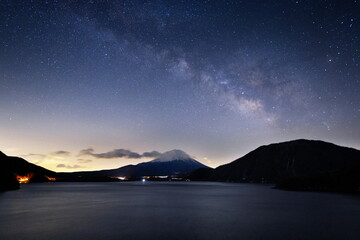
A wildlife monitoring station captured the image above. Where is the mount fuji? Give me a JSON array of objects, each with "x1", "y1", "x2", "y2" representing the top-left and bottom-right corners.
[{"x1": 57, "y1": 149, "x2": 209, "y2": 181}]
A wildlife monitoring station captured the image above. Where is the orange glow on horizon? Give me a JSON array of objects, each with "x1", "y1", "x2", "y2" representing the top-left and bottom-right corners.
[
  {"x1": 45, "y1": 175, "x2": 56, "y2": 181},
  {"x1": 110, "y1": 176, "x2": 127, "y2": 180},
  {"x1": 16, "y1": 173, "x2": 33, "y2": 183}
]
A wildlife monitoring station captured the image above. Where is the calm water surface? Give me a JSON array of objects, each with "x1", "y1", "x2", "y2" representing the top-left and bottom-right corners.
[{"x1": 0, "y1": 182, "x2": 359, "y2": 240}]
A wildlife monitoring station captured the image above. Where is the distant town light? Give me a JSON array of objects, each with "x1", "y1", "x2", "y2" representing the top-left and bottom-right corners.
[
  {"x1": 16, "y1": 173, "x2": 33, "y2": 183},
  {"x1": 45, "y1": 175, "x2": 56, "y2": 181},
  {"x1": 17, "y1": 176, "x2": 30, "y2": 183}
]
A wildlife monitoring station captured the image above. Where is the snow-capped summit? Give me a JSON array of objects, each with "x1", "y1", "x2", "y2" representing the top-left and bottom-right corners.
[
  {"x1": 151, "y1": 149, "x2": 194, "y2": 163},
  {"x1": 88, "y1": 149, "x2": 209, "y2": 178}
]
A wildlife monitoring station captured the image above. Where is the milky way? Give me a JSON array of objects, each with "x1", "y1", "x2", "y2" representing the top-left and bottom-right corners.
[{"x1": 1, "y1": 1, "x2": 359, "y2": 171}]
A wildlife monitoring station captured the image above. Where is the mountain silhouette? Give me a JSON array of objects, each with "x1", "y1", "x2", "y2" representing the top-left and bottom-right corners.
[
  {"x1": 0, "y1": 151, "x2": 56, "y2": 190},
  {"x1": 59, "y1": 149, "x2": 209, "y2": 181},
  {"x1": 4, "y1": 140, "x2": 359, "y2": 192},
  {"x1": 1, "y1": 149, "x2": 208, "y2": 185},
  {"x1": 189, "y1": 139, "x2": 360, "y2": 192},
  {"x1": 0, "y1": 167, "x2": 19, "y2": 191}
]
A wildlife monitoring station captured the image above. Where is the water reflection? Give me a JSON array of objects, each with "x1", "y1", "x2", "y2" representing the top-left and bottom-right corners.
[{"x1": 0, "y1": 182, "x2": 359, "y2": 240}]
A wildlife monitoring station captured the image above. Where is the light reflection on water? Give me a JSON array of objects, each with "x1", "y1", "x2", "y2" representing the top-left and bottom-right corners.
[{"x1": 0, "y1": 182, "x2": 359, "y2": 240}]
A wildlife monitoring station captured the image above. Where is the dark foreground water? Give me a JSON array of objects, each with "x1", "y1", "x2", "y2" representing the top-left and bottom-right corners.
[{"x1": 0, "y1": 182, "x2": 359, "y2": 240}]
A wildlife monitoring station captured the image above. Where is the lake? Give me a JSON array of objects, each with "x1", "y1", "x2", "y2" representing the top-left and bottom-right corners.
[{"x1": 0, "y1": 182, "x2": 359, "y2": 240}]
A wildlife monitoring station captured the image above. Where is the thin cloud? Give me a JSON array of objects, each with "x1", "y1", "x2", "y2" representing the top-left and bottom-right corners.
[
  {"x1": 142, "y1": 151, "x2": 161, "y2": 158},
  {"x1": 51, "y1": 150, "x2": 71, "y2": 158},
  {"x1": 79, "y1": 148, "x2": 162, "y2": 159},
  {"x1": 56, "y1": 164, "x2": 84, "y2": 169},
  {"x1": 77, "y1": 159, "x2": 93, "y2": 163}
]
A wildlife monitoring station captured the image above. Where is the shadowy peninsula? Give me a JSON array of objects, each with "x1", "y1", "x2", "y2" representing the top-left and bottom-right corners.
[{"x1": 189, "y1": 139, "x2": 360, "y2": 193}]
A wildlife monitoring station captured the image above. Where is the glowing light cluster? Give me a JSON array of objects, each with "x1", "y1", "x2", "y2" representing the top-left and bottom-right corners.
[
  {"x1": 45, "y1": 175, "x2": 56, "y2": 181},
  {"x1": 110, "y1": 176, "x2": 127, "y2": 181},
  {"x1": 16, "y1": 173, "x2": 33, "y2": 183}
]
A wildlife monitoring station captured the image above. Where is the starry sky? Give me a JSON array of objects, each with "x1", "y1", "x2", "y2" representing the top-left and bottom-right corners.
[{"x1": 1, "y1": 0, "x2": 360, "y2": 172}]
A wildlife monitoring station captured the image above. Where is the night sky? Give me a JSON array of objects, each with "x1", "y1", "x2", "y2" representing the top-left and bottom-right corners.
[{"x1": 1, "y1": 0, "x2": 360, "y2": 171}]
